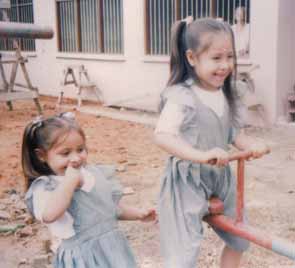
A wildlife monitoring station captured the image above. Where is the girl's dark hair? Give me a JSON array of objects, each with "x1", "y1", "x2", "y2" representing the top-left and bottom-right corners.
[
  {"x1": 167, "y1": 18, "x2": 238, "y2": 118},
  {"x1": 21, "y1": 113, "x2": 86, "y2": 190}
]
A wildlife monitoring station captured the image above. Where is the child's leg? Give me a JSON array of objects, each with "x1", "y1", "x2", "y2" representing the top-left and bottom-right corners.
[
  {"x1": 220, "y1": 246, "x2": 243, "y2": 268},
  {"x1": 216, "y1": 170, "x2": 249, "y2": 268},
  {"x1": 159, "y1": 171, "x2": 209, "y2": 268}
]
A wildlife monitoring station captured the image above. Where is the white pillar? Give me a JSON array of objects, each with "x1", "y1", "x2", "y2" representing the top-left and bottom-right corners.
[{"x1": 250, "y1": 0, "x2": 279, "y2": 123}]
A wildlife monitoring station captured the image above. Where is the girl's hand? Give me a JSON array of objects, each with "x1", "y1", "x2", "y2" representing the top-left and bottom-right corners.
[
  {"x1": 65, "y1": 165, "x2": 84, "y2": 188},
  {"x1": 137, "y1": 208, "x2": 157, "y2": 222},
  {"x1": 204, "y1": 148, "x2": 229, "y2": 167},
  {"x1": 248, "y1": 142, "x2": 270, "y2": 159}
]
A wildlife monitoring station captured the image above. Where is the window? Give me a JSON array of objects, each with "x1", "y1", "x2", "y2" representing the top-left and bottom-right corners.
[
  {"x1": 0, "y1": 0, "x2": 35, "y2": 51},
  {"x1": 56, "y1": 0, "x2": 124, "y2": 54},
  {"x1": 145, "y1": 0, "x2": 250, "y2": 55}
]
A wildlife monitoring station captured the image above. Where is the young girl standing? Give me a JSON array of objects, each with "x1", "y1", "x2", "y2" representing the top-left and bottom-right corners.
[
  {"x1": 22, "y1": 113, "x2": 156, "y2": 268},
  {"x1": 154, "y1": 18, "x2": 268, "y2": 268}
]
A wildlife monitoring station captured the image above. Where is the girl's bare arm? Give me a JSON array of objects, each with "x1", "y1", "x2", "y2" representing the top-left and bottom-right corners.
[
  {"x1": 154, "y1": 132, "x2": 208, "y2": 164},
  {"x1": 118, "y1": 201, "x2": 156, "y2": 222},
  {"x1": 42, "y1": 166, "x2": 82, "y2": 223},
  {"x1": 154, "y1": 132, "x2": 231, "y2": 167}
]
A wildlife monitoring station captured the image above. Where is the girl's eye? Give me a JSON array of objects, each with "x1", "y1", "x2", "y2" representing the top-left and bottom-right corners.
[
  {"x1": 60, "y1": 151, "x2": 70, "y2": 157},
  {"x1": 212, "y1": 56, "x2": 221, "y2": 61},
  {"x1": 77, "y1": 147, "x2": 86, "y2": 153}
]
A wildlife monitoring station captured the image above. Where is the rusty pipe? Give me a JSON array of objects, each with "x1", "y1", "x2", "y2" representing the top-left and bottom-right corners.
[{"x1": 0, "y1": 22, "x2": 53, "y2": 39}]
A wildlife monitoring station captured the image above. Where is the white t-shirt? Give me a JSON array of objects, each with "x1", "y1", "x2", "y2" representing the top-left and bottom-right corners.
[
  {"x1": 32, "y1": 168, "x2": 95, "y2": 251},
  {"x1": 155, "y1": 86, "x2": 225, "y2": 135}
]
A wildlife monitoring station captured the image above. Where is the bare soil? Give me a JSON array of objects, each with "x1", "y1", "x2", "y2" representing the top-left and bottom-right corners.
[{"x1": 1, "y1": 96, "x2": 295, "y2": 268}]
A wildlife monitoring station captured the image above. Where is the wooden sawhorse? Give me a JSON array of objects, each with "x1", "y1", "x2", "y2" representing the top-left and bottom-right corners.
[
  {"x1": 0, "y1": 48, "x2": 42, "y2": 114},
  {"x1": 57, "y1": 65, "x2": 103, "y2": 108}
]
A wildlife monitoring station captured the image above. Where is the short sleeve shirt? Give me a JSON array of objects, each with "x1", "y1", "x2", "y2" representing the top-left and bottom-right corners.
[{"x1": 155, "y1": 85, "x2": 225, "y2": 135}]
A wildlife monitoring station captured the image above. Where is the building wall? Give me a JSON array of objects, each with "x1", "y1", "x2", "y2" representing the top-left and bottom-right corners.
[
  {"x1": 276, "y1": 0, "x2": 295, "y2": 122},
  {"x1": 4, "y1": 0, "x2": 169, "y2": 112},
  {"x1": 2, "y1": 0, "x2": 295, "y2": 123},
  {"x1": 250, "y1": 0, "x2": 279, "y2": 124}
]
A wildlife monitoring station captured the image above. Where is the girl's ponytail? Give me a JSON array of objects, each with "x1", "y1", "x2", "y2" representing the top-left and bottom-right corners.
[
  {"x1": 21, "y1": 120, "x2": 50, "y2": 190},
  {"x1": 22, "y1": 122, "x2": 39, "y2": 190},
  {"x1": 167, "y1": 20, "x2": 193, "y2": 86}
]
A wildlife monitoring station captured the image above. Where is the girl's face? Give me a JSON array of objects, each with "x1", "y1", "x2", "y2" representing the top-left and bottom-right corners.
[
  {"x1": 188, "y1": 33, "x2": 234, "y2": 91},
  {"x1": 41, "y1": 130, "x2": 87, "y2": 176}
]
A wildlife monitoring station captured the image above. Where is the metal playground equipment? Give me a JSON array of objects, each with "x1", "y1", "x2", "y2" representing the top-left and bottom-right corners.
[
  {"x1": 0, "y1": 21, "x2": 53, "y2": 114},
  {"x1": 205, "y1": 151, "x2": 295, "y2": 261}
]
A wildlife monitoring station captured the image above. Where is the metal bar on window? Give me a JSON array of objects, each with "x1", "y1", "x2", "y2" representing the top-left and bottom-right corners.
[
  {"x1": 89, "y1": 0, "x2": 93, "y2": 52},
  {"x1": 112, "y1": 0, "x2": 116, "y2": 53},
  {"x1": 246, "y1": 0, "x2": 248, "y2": 22},
  {"x1": 106, "y1": 0, "x2": 110, "y2": 54},
  {"x1": 227, "y1": 0, "x2": 230, "y2": 22},
  {"x1": 114, "y1": 0, "x2": 118, "y2": 53},
  {"x1": 149, "y1": 0, "x2": 152, "y2": 54},
  {"x1": 109, "y1": 0, "x2": 112, "y2": 53},
  {"x1": 90, "y1": 0, "x2": 94, "y2": 52},
  {"x1": 62, "y1": 2, "x2": 66, "y2": 52},
  {"x1": 222, "y1": 0, "x2": 225, "y2": 20},
  {"x1": 102, "y1": 0, "x2": 106, "y2": 53},
  {"x1": 180, "y1": 0, "x2": 183, "y2": 18},
  {"x1": 218, "y1": 0, "x2": 220, "y2": 19},
  {"x1": 165, "y1": 0, "x2": 171, "y2": 54},
  {"x1": 120, "y1": 0, "x2": 123, "y2": 53},
  {"x1": 82, "y1": 0, "x2": 87, "y2": 52},
  {"x1": 110, "y1": 0, "x2": 113, "y2": 53},
  {"x1": 68, "y1": 1, "x2": 72, "y2": 52},
  {"x1": 153, "y1": 0, "x2": 156, "y2": 54},
  {"x1": 161, "y1": 0, "x2": 164, "y2": 54},
  {"x1": 63, "y1": 1, "x2": 68, "y2": 52},
  {"x1": 109, "y1": 0, "x2": 113, "y2": 53}
]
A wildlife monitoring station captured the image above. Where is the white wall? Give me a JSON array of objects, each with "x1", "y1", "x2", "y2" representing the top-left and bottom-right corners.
[
  {"x1": 250, "y1": 0, "x2": 279, "y2": 124},
  {"x1": 276, "y1": 0, "x2": 295, "y2": 121},
  {"x1": 43, "y1": 0, "x2": 170, "y2": 112},
  {"x1": 3, "y1": 0, "x2": 170, "y2": 112},
  {"x1": 3, "y1": 0, "x2": 295, "y2": 123}
]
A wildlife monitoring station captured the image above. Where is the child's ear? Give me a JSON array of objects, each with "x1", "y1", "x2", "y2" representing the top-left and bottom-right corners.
[
  {"x1": 186, "y1": 49, "x2": 196, "y2": 67},
  {"x1": 35, "y1": 148, "x2": 47, "y2": 162}
]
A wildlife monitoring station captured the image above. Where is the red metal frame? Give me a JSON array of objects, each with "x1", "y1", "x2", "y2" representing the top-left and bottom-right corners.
[{"x1": 204, "y1": 151, "x2": 295, "y2": 261}]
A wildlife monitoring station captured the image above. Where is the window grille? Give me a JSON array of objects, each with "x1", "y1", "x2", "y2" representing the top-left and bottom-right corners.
[
  {"x1": 145, "y1": 0, "x2": 250, "y2": 55},
  {"x1": 0, "y1": 0, "x2": 35, "y2": 51},
  {"x1": 56, "y1": 0, "x2": 124, "y2": 54}
]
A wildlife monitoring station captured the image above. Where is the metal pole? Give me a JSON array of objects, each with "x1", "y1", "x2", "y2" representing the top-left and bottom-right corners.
[
  {"x1": 0, "y1": 21, "x2": 53, "y2": 39},
  {"x1": 236, "y1": 158, "x2": 245, "y2": 222}
]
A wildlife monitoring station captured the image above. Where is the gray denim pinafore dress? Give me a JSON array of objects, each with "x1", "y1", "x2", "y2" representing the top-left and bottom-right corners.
[
  {"x1": 158, "y1": 80, "x2": 249, "y2": 268},
  {"x1": 25, "y1": 165, "x2": 137, "y2": 268}
]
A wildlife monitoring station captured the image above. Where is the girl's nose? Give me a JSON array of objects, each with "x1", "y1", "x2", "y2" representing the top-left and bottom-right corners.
[
  {"x1": 69, "y1": 153, "x2": 82, "y2": 167},
  {"x1": 220, "y1": 60, "x2": 231, "y2": 70}
]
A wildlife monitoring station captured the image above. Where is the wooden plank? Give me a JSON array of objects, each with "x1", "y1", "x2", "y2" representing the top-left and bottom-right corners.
[{"x1": 0, "y1": 91, "x2": 38, "y2": 101}]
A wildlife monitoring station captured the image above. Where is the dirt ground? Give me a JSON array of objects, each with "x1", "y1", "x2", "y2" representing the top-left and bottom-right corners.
[{"x1": 1, "y1": 96, "x2": 295, "y2": 268}]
